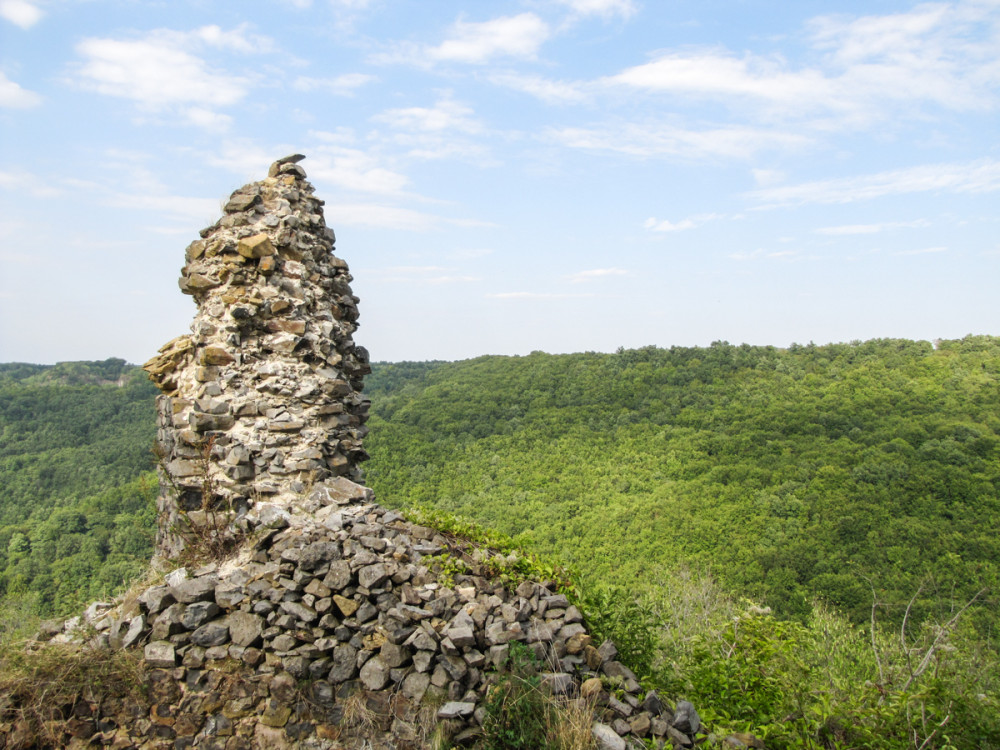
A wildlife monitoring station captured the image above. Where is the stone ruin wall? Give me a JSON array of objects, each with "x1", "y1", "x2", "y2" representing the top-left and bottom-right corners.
[{"x1": 144, "y1": 154, "x2": 371, "y2": 560}]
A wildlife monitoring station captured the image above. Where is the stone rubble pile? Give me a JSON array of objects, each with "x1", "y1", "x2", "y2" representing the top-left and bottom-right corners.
[
  {"x1": 143, "y1": 155, "x2": 370, "y2": 560},
  {"x1": 39, "y1": 497, "x2": 705, "y2": 749}
]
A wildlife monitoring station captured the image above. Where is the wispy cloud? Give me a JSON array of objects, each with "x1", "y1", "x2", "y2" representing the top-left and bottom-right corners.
[
  {"x1": 600, "y1": 1, "x2": 1000, "y2": 129},
  {"x1": 451, "y1": 248, "x2": 494, "y2": 260},
  {"x1": 293, "y1": 73, "x2": 375, "y2": 95},
  {"x1": 108, "y1": 193, "x2": 218, "y2": 223},
  {"x1": 567, "y1": 267, "x2": 628, "y2": 282},
  {"x1": 69, "y1": 25, "x2": 273, "y2": 129},
  {"x1": 0, "y1": 71, "x2": 41, "y2": 108},
  {"x1": 0, "y1": 169, "x2": 62, "y2": 197},
  {"x1": 644, "y1": 217, "x2": 695, "y2": 232},
  {"x1": 729, "y1": 248, "x2": 800, "y2": 261},
  {"x1": 644, "y1": 213, "x2": 725, "y2": 233},
  {"x1": 489, "y1": 72, "x2": 588, "y2": 104},
  {"x1": 325, "y1": 202, "x2": 490, "y2": 232},
  {"x1": 379, "y1": 13, "x2": 550, "y2": 66},
  {"x1": 553, "y1": 0, "x2": 637, "y2": 20},
  {"x1": 752, "y1": 169, "x2": 786, "y2": 187},
  {"x1": 307, "y1": 147, "x2": 410, "y2": 194},
  {"x1": 374, "y1": 96, "x2": 482, "y2": 133},
  {"x1": 893, "y1": 246, "x2": 947, "y2": 256},
  {"x1": 486, "y1": 291, "x2": 595, "y2": 299},
  {"x1": 369, "y1": 266, "x2": 481, "y2": 284},
  {"x1": 750, "y1": 159, "x2": 1000, "y2": 206},
  {"x1": 372, "y1": 95, "x2": 492, "y2": 162},
  {"x1": 0, "y1": 0, "x2": 42, "y2": 29},
  {"x1": 550, "y1": 122, "x2": 810, "y2": 160},
  {"x1": 325, "y1": 203, "x2": 439, "y2": 231},
  {"x1": 815, "y1": 219, "x2": 931, "y2": 235},
  {"x1": 430, "y1": 13, "x2": 549, "y2": 64}
]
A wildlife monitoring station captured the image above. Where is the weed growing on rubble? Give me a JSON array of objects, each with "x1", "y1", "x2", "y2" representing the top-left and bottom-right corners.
[
  {"x1": 152, "y1": 437, "x2": 245, "y2": 564},
  {"x1": 476, "y1": 642, "x2": 598, "y2": 750},
  {"x1": 0, "y1": 640, "x2": 147, "y2": 746},
  {"x1": 405, "y1": 505, "x2": 573, "y2": 591}
]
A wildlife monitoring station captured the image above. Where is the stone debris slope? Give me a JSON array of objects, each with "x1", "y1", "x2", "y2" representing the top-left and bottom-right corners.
[{"x1": 31, "y1": 495, "x2": 704, "y2": 750}]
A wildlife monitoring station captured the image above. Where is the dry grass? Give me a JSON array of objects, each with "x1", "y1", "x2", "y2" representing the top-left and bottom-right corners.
[
  {"x1": 547, "y1": 696, "x2": 599, "y2": 750},
  {"x1": 0, "y1": 641, "x2": 148, "y2": 746},
  {"x1": 340, "y1": 689, "x2": 378, "y2": 733}
]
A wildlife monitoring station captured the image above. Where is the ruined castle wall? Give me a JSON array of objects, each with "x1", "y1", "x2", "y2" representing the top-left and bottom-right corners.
[{"x1": 144, "y1": 155, "x2": 371, "y2": 560}]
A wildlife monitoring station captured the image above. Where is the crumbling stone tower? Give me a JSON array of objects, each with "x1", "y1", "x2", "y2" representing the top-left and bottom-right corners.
[{"x1": 144, "y1": 155, "x2": 371, "y2": 560}]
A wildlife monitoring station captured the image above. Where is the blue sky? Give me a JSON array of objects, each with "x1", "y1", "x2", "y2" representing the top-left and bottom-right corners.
[{"x1": 1, "y1": 0, "x2": 997, "y2": 364}]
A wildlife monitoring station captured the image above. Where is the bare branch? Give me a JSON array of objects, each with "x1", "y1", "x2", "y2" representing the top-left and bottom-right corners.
[
  {"x1": 866, "y1": 578, "x2": 885, "y2": 690},
  {"x1": 900, "y1": 583, "x2": 924, "y2": 675},
  {"x1": 901, "y1": 587, "x2": 987, "y2": 694},
  {"x1": 915, "y1": 708, "x2": 950, "y2": 750}
]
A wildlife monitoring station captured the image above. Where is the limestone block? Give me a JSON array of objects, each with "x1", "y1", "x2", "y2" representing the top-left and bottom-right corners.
[{"x1": 237, "y1": 233, "x2": 275, "y2": 259}]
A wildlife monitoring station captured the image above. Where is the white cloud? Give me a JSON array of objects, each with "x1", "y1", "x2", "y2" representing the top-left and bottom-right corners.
[
  {"x1": 567, "y1": 268, "x2": 628, "y2": 282},
  {"x1": 489, "y1": 72, "x2": 588, "y2": 103},
  {"x1": 644, "y1": 213, "x2": 724, "y2": 232},
  {"x1": 370, "y1": 266, "x2": 481, "y2": 284},
  {"x1": 371, "y1": 95, "x2": 492, "y2": 162},
  {"x1": 73, "y1": 34, "x2": 248, "y2": 108},
  {"x1": 294, "y1": 73, "x2": 375, "y2": 95},
  {"x1": 644, "y1": 217, "x2": 695, "y2": 232},
  {"x1": 108, "y1": 193, "x2": 219, "y2": 223},
  {"x1": 451, "y1": 248, "x2": 494, "y2": 259},
  {"x1": 374, "y1": 96, "x2": 481, "y2": 133},
  {"x1": 0, "y1": 169, "x2": 61, "y2": 197},
  {"x1": 752, "y1": 169, "x2": 786, "y2": 187},
  {"x1": 815, "y1": 219, "x2": 931, "y2": 235},
  {"x1": 0, "y1": 0, "x2": 42, "y2": 29},
  {"x1": 554, "y1": 0, "x2": 637, "y2": 19},
  {"x1": 325, "y1": 203, "x2": 441, "y2": 231},
  {"x1": 0, "y1": 71, "x2": 41, "y2": 108},
  {"x1": 428, "y1": 13, "x2": 550, "y2": 64},
  {"x1": 729, "y1": 248, "x2": 800, "y2": 261},
  {"x1": 750, "y1": 159, "x2": 1000, "y2": 206},
  {"x1": 184, "y1": 107, "x2": 233, "y2": 131},
  {"x1": 69, "y1": 26, "x2": 273, "y2": 129},
  {"x1": 486, "y1": 291, "x2": 594, "y2": 299},
  {"x1": 202, "y1": 139, "x2": 284, "y2": 179},
  {"x1": 550, "y1": 122, "x2": 809, "y2": 160},
  {"x1": 308, "y1": 147, "x2": 410, "y2": 194},
  {"x1": 323, "y1": 202, "x2": 494, "y2": 232},
  {"x1": 893, "y1": 246, "x2": 948, "y2": 256},
  {"x1": 605, "y1": 51, "x2": 835, "y2": 109},
  {"x1": 602, "y1": 2, "x2": 1000, "y2": 127},
  {"x1": 192, "y1": 24, "x2": 275, "y2": 53}
]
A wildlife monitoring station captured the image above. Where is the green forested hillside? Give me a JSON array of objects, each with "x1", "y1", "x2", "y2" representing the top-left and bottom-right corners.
[
  {"x1": 0, "y1": 359, "x2": 158, "y2": 615},
  {"x1": 1, "y1": 342, "x2": 998, "y2": 746},
  {"x1": 364, "y1": 338, "x2": 1000, "y2": 632}
]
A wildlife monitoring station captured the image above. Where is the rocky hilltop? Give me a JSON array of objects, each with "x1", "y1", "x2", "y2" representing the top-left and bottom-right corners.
[{"x1": 3, "y1": 158, "x2": 722, "y2": 750}]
